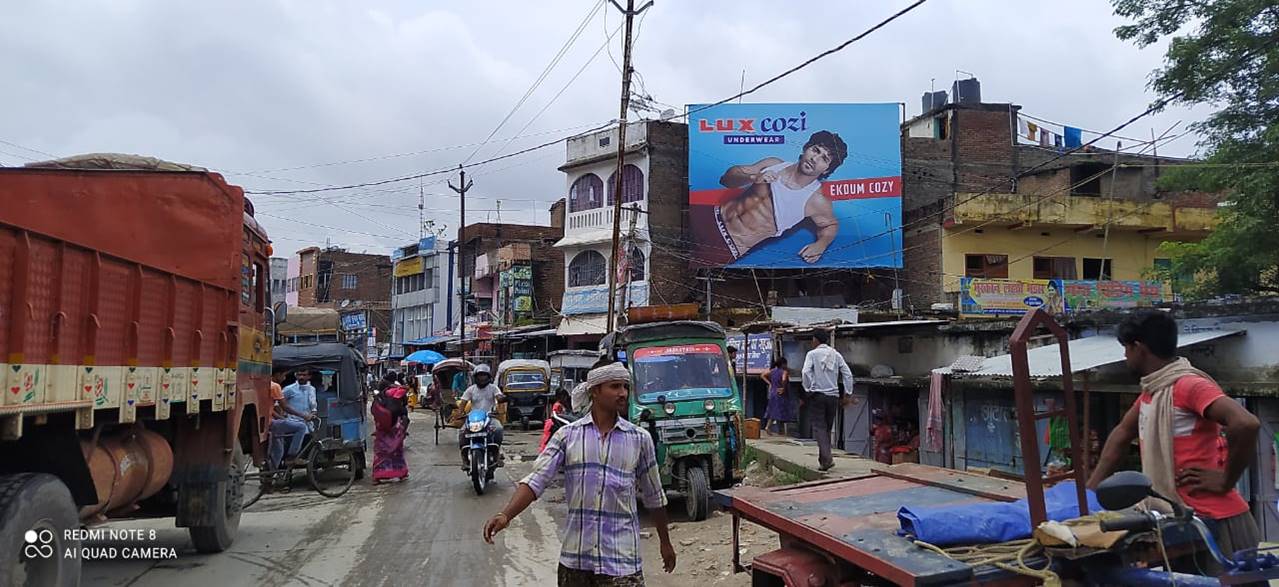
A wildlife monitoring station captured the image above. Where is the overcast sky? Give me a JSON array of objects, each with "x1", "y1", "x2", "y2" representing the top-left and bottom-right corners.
[{"x1": 0, "y1": 0, "x2": 1208, "y2": 257}]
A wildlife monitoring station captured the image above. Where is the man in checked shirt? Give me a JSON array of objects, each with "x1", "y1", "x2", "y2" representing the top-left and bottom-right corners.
[{"x1": 484, "y1": 362, "x2": 677, "y2": 586}]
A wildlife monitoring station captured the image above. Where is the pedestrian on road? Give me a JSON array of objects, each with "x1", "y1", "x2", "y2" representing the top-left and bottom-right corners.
[
  {"x1": 801, "y1": 331, "x2": 854, "y2": 472},
  {"x1": 371, "y1": 372, "x2": 410, "y2": 483},
  {"x1": 760, "y1": 357, "x2": 792, "y2": 436},
  {"x1": 1088, "y1": 311, "x2": 1261, "y2": 578},
  {"x1": 484, "y1": 362, "x2": 677, "y2": 586},
  {"x1": 726, "y1": 345, "x2": 738, "y2": 382}
]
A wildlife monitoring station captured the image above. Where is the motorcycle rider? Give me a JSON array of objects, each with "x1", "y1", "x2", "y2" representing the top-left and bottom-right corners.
[{"x1": 459, "y1": 364, "x2": 506, "y2": 468}]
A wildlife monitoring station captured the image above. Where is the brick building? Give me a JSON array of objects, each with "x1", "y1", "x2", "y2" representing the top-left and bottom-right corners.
[
  {"x1": 457, "y1": 213, "x2": 565, "y2": 333},
  {"x1": 295, "y1": 247, "x2": 393, "y2": 350},
  {"x1": 900, "y1": 89, "x2": 1217, "y2": 312},
  {"x1": 554, "y1": 120, "x2": 695, "y2": 345}
]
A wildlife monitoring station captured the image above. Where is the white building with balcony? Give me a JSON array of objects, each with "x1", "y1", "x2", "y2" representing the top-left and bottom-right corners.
[{"x1": 554, "y1": 121, "x2": 691, "y2": 342}]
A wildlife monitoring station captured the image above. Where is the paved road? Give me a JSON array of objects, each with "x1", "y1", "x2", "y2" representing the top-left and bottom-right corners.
[{"x1": 81, "y1": 411, "x2": 559, "y2": 586}]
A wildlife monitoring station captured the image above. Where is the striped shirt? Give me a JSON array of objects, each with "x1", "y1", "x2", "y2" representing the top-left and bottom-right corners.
[{"x1": 519, "y1": 414, "x2": 667, "y2": 577}]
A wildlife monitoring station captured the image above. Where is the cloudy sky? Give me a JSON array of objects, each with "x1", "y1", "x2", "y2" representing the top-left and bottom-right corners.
[{"x1": 0, "y1": 0, "x2": 1207, "y2": 257}]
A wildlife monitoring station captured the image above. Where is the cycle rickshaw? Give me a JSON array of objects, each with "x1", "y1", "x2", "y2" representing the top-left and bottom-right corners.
[{"x1": 244, "y1": 342, "x2": 370, "y2": 506}]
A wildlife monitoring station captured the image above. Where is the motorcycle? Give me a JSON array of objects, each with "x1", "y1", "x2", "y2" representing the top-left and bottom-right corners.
[
  {"x1": 1090, "y1": 470, "x2": 1279, "y2": 586},
  {"x1": 462, "y1": 409, "x2": 500, "y2": 495}
]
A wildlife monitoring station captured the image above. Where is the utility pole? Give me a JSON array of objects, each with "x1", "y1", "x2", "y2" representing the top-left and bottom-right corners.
[
  {"x1": 697, "y1": 272, "x2": 725, "y2": 321},
  {"x1": 618, "y1": 204, "x2": 640, "y2": 319},
  {"x1": 449, "y1": 165, "x2": 473, "y2": 360},
  {"x1": 605, "y1": 0, "x2": 653, "y2": 335}
]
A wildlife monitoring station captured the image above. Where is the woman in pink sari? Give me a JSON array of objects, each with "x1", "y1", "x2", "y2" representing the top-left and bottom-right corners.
[{"x1": 371, "y1": 372, "x2": 410, "y2": 483}]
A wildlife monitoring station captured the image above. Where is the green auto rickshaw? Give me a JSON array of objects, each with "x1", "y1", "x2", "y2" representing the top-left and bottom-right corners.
[{"x1": 603, "y1": 320, "x2": 744, "y2": 521}]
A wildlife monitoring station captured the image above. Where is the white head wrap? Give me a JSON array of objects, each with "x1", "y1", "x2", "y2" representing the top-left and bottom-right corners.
[
  {"x1": 570, "y1": 382, "x2": 591, "y2": 413},
  {"x1": 586, "y1": 362, "x2": 630, "y2": 389},
  {"x1": 572, "y1": 363, "x2": 630, "y2": 413}
]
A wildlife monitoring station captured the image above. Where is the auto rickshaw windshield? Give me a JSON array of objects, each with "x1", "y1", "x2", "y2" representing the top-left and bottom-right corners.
[
  {"x1": 503, "y1": 370, "x2": 547, "y2": 391},
  {"x1": 632, "y1": 343, "x2": 734, "y2": 404}
]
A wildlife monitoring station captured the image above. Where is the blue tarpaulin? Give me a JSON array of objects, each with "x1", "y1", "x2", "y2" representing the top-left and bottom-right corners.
[{"x1": 897, "y1": 481, "x2": 1101, "y2": 546}]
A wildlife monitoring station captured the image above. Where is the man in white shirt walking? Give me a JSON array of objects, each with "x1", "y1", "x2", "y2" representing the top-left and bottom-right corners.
[{"x1": 801, "y1": 331, "x2": 854, "y2": 471}]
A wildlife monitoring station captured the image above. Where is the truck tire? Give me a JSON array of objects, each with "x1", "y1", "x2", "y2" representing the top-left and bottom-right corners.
[
  {"x1": 187, "y1": 445, "x2": 245, "y2": 553},
  {"x1": 0, "y1": 473, "x2": 81, "y2": 587},
  {"x1": 685, "y1": 465, "x2": 711, "y2": 522}
]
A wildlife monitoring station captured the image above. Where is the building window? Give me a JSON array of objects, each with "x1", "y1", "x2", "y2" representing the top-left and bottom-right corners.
[
  {"x1": 627, "y1": 246, "x2": 646, "y2": 281},
  {"x1": 965, "y1": 254, "x2": 1008, "y2": 279},
  {"x1": 423, "y1": 269, "x2": 434, "y2": 291},
  {"x1": 1082, "y1": 258, "x2": 1113, "y2": 280},
  {"x1": 341, "y1": 274, "x2": 358, "y2": 289},
  {"x1": 1070, "y1": 163, "x2": 1109, "y2": 197},
  {"x1": 568, "y1": 250, "x2": 607, "y2": 287},
  {"x1": 569, "y1": 174, "x2": 604, "y2": 213},
  {"x1": 1033, "y1": 256, "x2": 1077, "y2": 280},
  {"x1": 607, "y1": 164, "x2": 645, "y2": 205}
]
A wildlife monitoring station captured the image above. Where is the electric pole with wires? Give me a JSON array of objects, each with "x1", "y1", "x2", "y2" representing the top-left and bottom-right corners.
[
  {"x1": 449, "y1": 165, "x2": 473, "y2": 359},
  {"x1": 605, "y1": 0, "x2": 652, "y2": 335}
]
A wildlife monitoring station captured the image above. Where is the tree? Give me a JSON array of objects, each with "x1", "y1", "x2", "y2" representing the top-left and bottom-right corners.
[{"x1": 1113, "y1": 0, "x2": 1279, "y2": 298}]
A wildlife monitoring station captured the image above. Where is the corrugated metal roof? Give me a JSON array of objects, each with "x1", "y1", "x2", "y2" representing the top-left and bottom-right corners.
[
  {"x1": 936, "y1": 329, "x2": 1244, "y2": 378},
  {"x1": 834, "y1": 319, "x2": 947, "y2": 330}
]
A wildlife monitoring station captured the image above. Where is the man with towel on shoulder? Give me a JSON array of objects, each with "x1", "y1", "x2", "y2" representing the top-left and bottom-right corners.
[{"x1": 1089, "y1": 310, "x2": 1261, "y2": 577}]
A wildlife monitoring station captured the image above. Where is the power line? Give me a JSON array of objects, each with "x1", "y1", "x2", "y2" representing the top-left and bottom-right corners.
[
  {"x1": 0, "y1": 138, "x2": 56, "y2": 159},
  {"x1": 246, "y1": 1, "x2": 931, "y2": 197},
  {"x1": 489, "y1": 22, "x2": 625, "y2": 163},
  {"x1": 245, "y1": 119, "x2": 617, "y2": 196},
  {"x1": 462, "y1": 0, "x2": 605, "y2": 165}
]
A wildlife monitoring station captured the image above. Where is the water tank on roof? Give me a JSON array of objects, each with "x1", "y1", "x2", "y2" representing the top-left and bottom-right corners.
[
  {"x1": 953, "y1": 78, "x2": 981, "y2": 104},
  {"x1": 921, "y1": 90, "x2": 948, "y2": 113}
]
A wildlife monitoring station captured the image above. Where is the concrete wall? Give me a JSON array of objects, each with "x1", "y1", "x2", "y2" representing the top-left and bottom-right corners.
[
  {"x1": 836, "y1": 327, "x2": 1015, "y2": 379},
  {"x1": 566, "y1": 121, "x2": 647, "y2": 165},
  {"x1": 940, "y1": 226, "x2": 1167, "y2": 293},
  {"x1": 285, "y1": 255, "x2": 299, "y2": 307}
]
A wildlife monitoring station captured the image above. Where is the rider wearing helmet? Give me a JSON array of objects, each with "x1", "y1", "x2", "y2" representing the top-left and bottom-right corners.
[{"x1": 459, "y1": 364, "x2": 506, "y2": 466}]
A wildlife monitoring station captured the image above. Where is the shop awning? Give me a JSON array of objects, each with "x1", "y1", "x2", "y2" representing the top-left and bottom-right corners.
[
  {"x1": 556, "y1": 314, "x2": 609, "y2": 336},
  {"x1": 935, "y1": 329, "x2": 1245, "y2": 378},
  {"x1": 406, "y1": 335, "x2": 456, "y2": 346}
]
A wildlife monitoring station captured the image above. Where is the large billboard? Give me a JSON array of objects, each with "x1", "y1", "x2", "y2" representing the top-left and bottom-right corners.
[{"x1": 687, "y1": 103, "x2": 902, "y2": 268}]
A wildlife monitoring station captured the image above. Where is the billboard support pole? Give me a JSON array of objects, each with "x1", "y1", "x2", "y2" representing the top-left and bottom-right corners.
[{"x1": 605, "y1": 0, "x2": 652, "y2": 336}]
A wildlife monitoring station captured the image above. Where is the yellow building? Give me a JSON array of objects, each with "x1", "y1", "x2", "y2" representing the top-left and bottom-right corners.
[
  {"x1": 899, "y1": 98, "x2": 1220, "y2": 310},
  {"x1": 940, "y1": 192, "x2": 1216, "y2": 294}
]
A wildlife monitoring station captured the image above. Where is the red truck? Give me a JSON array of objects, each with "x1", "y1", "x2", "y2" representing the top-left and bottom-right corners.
[{"x1": 0, "y1": 156, "x2": 274, "y2": 585}]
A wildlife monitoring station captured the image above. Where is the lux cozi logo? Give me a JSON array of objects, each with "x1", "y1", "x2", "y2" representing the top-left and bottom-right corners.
[{"x1": 697, "y1": 112, "x2": 807, "y2": 133}]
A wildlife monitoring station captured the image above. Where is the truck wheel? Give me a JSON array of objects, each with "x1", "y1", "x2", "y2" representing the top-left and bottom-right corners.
[
  {"x1": 685, "y1": 465, "x2": 711, "y2": 522},
  {"x1": 187, "y1": 445, "x2": 245, "y2": 553},
  {"x1": 0, "y1": 473, "x2": 81, "y2": 587}
]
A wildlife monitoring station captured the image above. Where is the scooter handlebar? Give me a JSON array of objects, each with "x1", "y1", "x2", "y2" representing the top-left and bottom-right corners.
[{"x1": 1100, "y1": 512, "x2": 1158, "y2": 533}]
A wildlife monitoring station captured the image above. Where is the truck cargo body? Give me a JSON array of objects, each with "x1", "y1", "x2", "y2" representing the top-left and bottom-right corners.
[{"x1": 0, "y1": 166, "x2": 272, "y2": 584}]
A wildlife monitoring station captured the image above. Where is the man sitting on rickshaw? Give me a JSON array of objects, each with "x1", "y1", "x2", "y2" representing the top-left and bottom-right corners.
[{"x1": 269, "y1": 370, "x2": 312, "y2": 470}]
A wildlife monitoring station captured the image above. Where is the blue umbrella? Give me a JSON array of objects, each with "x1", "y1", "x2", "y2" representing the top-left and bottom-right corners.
[{"x1": 404, "y1": 349, "x2": 446, "y2": 365}]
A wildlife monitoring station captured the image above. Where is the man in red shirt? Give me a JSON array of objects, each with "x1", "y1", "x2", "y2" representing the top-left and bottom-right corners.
[{"x1": 1088, "y1": 311, "x2": 1261, "y2": 572}]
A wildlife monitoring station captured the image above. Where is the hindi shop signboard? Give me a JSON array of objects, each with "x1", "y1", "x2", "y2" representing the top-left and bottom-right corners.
[
  {"x1": 726, "y1": 333, "x2": 774, "y2": 374},
  {"x1": 686, "y1": 103, "x2": 902, "y2": 269},
  {"x1": 1061, "y1": 280, "x2": 1163, "y2": 312},
  {"x1": 960, "y1": 278, "x2": 1162, "y2": 317}
]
